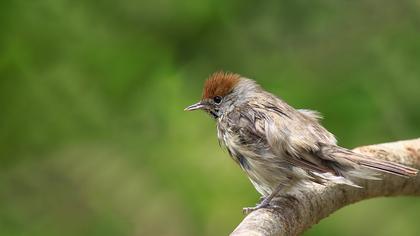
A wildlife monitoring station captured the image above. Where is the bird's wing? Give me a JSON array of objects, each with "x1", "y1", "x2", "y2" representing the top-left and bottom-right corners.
[
  {"x1": 247, "y1": 99, "x2": 418, "y2": 178},
  {"x1": 250, "y1": 100, "x2": 342, "y2": 175}
]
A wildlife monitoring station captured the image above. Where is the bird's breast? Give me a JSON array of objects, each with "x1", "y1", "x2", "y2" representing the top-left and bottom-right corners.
[{"x1": 216, "y1": 121, "x2": 296, "y2": 196}]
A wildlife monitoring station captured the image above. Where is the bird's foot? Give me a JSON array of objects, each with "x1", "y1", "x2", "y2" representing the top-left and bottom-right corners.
[{"x1": 242, "y1": 201, "x2": 280, "y2": 215}]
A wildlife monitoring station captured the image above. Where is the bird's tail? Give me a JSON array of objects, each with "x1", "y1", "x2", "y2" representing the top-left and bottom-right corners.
[
  {"x1": 355, "y1": 155, "x2": 418, "y2": 177},
  {"x1": 320, "y1": 145, "x2": 418, "y2": 178}
]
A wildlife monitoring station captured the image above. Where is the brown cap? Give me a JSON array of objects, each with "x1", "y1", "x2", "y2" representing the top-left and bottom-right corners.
[{"x1": 202, "y1": 71, "x2": 241, "y2": 99}]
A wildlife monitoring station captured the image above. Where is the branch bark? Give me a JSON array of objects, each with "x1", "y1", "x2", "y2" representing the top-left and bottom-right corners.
[{"x1": 230, "y1": 138, "x2": 420, "y2": 236}]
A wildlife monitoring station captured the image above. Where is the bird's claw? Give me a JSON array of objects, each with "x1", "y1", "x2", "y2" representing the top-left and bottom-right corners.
[{"x1": 242, "y1": 203, "x2": 281, "y2": 215}]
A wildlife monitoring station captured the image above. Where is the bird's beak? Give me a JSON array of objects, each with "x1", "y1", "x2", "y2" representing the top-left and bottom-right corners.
[{"x1": 184, "y1": 101, "x2": 206, "y2": 111}]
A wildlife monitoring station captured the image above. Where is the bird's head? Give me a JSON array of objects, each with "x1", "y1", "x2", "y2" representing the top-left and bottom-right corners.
[{"x1": 185, "y1": 71, "x2": 259, "y2": 119}]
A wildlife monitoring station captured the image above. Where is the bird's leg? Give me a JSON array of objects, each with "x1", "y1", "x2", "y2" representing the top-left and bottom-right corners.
[{"x1": 243, "y1": 183, "x2": 283, "y2": 215}]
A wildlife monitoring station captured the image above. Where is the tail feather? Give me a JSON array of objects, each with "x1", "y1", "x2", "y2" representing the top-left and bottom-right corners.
[
  {"x1": 320, "y1": 145, "x2": 418, "y2": 178},
  {"x1": 357, "y1": 158, "x2": 418, "y2": 177}
]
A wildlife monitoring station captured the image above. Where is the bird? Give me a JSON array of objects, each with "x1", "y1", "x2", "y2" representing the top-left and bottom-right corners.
[{"x1": 185, "y1": 71, "x2": 418, "y2": 213}]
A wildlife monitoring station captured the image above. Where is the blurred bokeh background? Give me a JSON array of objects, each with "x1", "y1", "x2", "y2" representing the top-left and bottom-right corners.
[{"x1": 1, "y1": 0, "x2": 420, "y2": 235}]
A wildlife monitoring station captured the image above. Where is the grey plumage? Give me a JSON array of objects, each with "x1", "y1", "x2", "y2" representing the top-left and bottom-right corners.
[{"x1": 186, "y1": 73, "x2": 418, "y2": 212}]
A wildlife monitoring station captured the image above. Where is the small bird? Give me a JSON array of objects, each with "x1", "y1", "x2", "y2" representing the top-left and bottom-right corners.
[{"x1": 185, "y1": 71, "x2": 418, "y2": 213}]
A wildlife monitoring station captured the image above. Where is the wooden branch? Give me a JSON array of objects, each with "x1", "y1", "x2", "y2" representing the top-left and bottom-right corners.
[{"x1": 230, "y1": 138, "x2": 420, "y2": 236}]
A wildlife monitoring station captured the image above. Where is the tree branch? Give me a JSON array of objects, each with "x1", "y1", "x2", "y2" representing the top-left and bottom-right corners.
[{"x1": 230, "y1": 138, "x2": 420, "y2": 236}]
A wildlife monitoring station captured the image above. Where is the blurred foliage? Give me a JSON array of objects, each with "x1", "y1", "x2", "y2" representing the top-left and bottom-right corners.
[{"x1": 1, "y1": 0, "x2": 420, "y2": 235}]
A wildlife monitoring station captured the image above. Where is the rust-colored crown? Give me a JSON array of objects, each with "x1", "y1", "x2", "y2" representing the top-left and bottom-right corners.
[{"x1": 202, "y1": 71, "x2": 241, "y2": 99}]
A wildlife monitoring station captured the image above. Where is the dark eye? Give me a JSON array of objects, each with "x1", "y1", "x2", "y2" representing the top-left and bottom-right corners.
[{"x1": 213, "y1": 96, "x2": 222, "y2": 104}]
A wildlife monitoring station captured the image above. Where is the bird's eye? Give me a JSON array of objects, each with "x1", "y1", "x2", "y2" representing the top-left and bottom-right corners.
[{"x1": 213, "y1": 96, "x2": 222, "y2": 104}]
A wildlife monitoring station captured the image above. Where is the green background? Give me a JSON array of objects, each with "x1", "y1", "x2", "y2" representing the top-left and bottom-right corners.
[{"x1": 1, "y1": 0, "x2": 420, "y2": 235}]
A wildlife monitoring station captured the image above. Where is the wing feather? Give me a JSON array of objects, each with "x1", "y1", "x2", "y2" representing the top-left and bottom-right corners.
[{"x1": 251, "y1": 98, "x2": 341, "y2": 175}]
